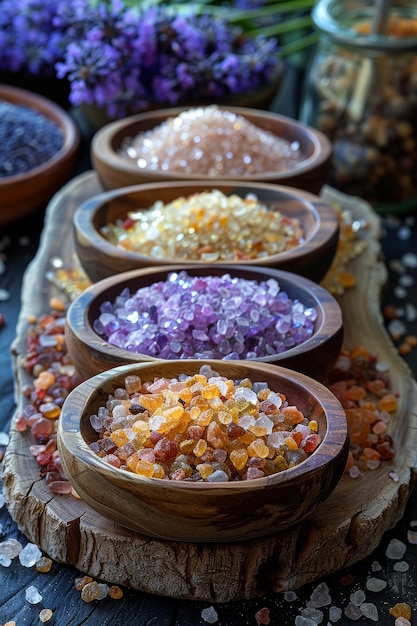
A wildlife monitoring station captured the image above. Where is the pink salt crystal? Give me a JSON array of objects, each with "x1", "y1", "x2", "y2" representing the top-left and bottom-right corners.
[
  {"x1": 255, "y1": 607, "x2": 270, "y2": 624},
  {"x1": 47, "y1": 481, "x2": 73, "y2": 495}
]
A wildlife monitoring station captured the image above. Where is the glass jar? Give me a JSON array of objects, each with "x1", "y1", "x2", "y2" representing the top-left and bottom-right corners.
[{"x1": 299, "y1": 0, "x2": 417, "y2": 213}]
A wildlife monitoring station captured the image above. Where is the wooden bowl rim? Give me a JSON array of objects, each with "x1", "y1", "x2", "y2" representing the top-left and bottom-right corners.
[
  {"x1": 91, "y1": 105, "x2": 332, "y2": 182},
  {"x1": 73, "y1": 180, "x2": 339, "y2": 267},
  {"x1": 0, "y1": 83, "x2": 80, "y2": 187},
  {"x1": 66, "y1": 264, "x2": 343, "y2": 366},
  {"x1": 58, "y1": 359, "x2": 348, "y2": 494}
]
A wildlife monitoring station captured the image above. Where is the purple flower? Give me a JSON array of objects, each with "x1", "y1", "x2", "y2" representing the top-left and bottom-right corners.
[{"x1": 0, "y1": 0, "x2": 281, "y2": 119}]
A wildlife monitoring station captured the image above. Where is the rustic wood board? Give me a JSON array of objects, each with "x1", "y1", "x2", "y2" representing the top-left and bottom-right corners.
[{"x1": 3, "y1": 172, "x2": 417, "y2": 603}]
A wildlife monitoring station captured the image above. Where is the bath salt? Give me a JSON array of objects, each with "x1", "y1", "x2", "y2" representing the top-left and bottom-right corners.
[
  {"x1": 89, "y1": 365, "x2": 322, "y2": 482},
  {"x1": 121, "y1": 106, "x2": 304, "y2": 176},
  {"x1": 93, "y1": 270, "x2": 317, "y2": 360}
]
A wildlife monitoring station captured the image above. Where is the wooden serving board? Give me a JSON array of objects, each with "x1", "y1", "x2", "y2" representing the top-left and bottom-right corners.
[{"x1": 3, "y1": 172, "x2": 417, "y2": 603}]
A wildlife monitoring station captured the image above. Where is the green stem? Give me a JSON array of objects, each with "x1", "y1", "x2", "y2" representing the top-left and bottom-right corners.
[
  {"x1": 278, "y1": 30, "x2": 319, "y2": 57},
  {"x1": 245, "y1": 14, "x2": 313, "y2": 38}
]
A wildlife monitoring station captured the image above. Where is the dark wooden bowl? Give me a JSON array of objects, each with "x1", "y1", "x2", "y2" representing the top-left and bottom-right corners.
[
  {"x1": 0, "y1": 84, "x2": 80, "y2": 226},
  {"x1": 57, "y1": 359, "x2": 349, "y2": 542},
  {"x1": 65, "y1": 265, "x2": 344, "y2": 382},
  {"x1": 91, "y1": 106, "x2": 332, "y2": 195},
  {"x1": 73, "y1": 181, "x2": 339, "y2": 284}
]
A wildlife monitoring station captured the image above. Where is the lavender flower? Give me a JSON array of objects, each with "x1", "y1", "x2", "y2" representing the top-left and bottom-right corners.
[{"x1": 0, "y1": 0, "x2": 281, "y2": 119}]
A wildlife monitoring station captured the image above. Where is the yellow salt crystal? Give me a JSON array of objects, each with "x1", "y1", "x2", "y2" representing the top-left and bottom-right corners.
[
  {"x1": 284, "y1": 436, "x2": 299, "y2": 451},
  {"x1": 132, "y1": 419, "x2": 150, "y2": 434},
  {"x1": 34, "y1": 370, "x2": 55, "y2": 389},
  {"x1": 39, "y1": 609, "x2": 53, "y2": 623},
  {"x1": 239, "y1": 431, "x2": 256, "y2": 445},
  {"x1": 179, "y1": 439, "x2": 196, "y2": 454},
  {"x1": 230, "y1": 448, "x2": 249, "y2": 470},
  {"x1": 124, "y1": 374, "x2": 141, "y2": 394},
  {"x1": 189, "y1": 406, "x2": 202, "y2": 421},
  {"x1": 274, "y1": 454, "x2": 288, "y2": 471},
  {"x1": 239, "y1": 378, "x2": 252, "y2": 388},
  {"x1": 126, "y1": 452, "x2": 140, "y2": 472},
  {"x1": 247, "y1": 438, "x2": 270, "y2": 458},
  {"x1": 308, "y1": 420, "x2": 318, "y2": 433},
  {"x1": 389, "y1": 602, "x2": 411, "y2": 620},
  {"x1": 196, "y1": 408, "x2": 214, "y2": 427},
  {"x1": 249, "y1": 423, "x2": 267, "y2": 437},
  {"x1": 75, "y1": 576, "x2": 94, "y2": 591},
  {"x1": 135, "y1": 459, "x2": 155, "y2": 477},
  {"x1": 217, "y1": 410, "x2": 233, "y2": 425},
  {"x1": 193, "y1": 438, "x2": 208, "y2": 457},
  {"x1": 257, "y1": 388, "x2": 270, "y2": 401},
  {"x1": 108, "y1": 586, "x2": 124, "y2": 600},
  {"x1": 152, "y1": 463, "x2": 166, "y2": 479},
  {"x1": 49, "y1": 296, "x2": 66, "y2": 312},
  {"x1": 201, "y1": 384, "x2": 221, "y2": 400},
  {"x1": 196, "y1": 463, "x2": 214, "y2": 480},
  {"x1": 379, "y1": 393, "x2": 398, "y2": 412},
  {"x1": 36, "y1": 556, "x2": 53, "y2": 573},
  {"x1": 39, "y1": 402, "x2": 61, "y2": 419},
  {"x1": 235, "y1": 397, "x2": 249, "y2": 412},
  {"x1": 179, "y1": 387, "x2": 193, "y2": 405},
  {"x1": 138, "y1": 393, "x2": 164, "y2": 412},
  {"x1": 110, "y1": 429, "x2": 130, "y2": 447}
]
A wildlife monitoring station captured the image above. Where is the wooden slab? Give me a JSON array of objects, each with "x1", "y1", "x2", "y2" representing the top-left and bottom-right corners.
[{"x1": 3, "y1": 172, "x2": 417, "y2": 602}]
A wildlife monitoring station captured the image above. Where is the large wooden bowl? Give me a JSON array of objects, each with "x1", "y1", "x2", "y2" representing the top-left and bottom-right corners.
[
  {"x1": 73, "y1": 180, "x2": 339, "y2": 284},
  {"x1": 91, "y1": 105, "x2": 332, "y2": 195},
  {"x1": 0, "y1": 84, "x2": 80, "y2": 226},
  {"x1": 65, "y1": 265, "x2": 344, "y2": 382},
  {"x1": 57, "y1": 359, "x2": 349, "y2": 542}
]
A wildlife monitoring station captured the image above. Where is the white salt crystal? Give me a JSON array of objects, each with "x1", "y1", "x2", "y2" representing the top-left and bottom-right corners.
[
  {"x1": 394, "y1": 286, "x2": 407, "y2": 299},
  {"x1": 19, "y1": 542, "x2": 42, "y2": 567},
  {"x1": 96, "y1": 583, "x2": 109, "y2": 600},
  {"x1": 329, "y1": 606, "x2": 342, "y2": 622},
  {"x1": 360, "y1": 602, "x2": 379, "y2": 621},
  {"x1": 350, "y1": 589, "x2": 366, "y2": 606},
  {"x1": 295, "y1": 617, "x2": 318, "y2": 626},
  {"x1": 284, "y1": 591, "x2": 298, "y2": 602},
  {"x1": 399, "y1": 274, "x2": 414, "y2": 287},
  {"x1": 310, "y1": 582, "x2": 331, "y2": 608},
  {"x1": 371, "y1": 561, "x2": 382, "y2": 572},
  {"x1": 201, "y1": 606, "x2": 218, "y2": 624},
  {"x1": 0, "y1": 537, "x2": 23, "y2": 558},
  {"x1": 410, "y1": 520, "x2": 417, "y2": 527},
  {"x1": 0, "y1": 554, "x2": 12, "y2": 567},
  {"x1": 386, "y1": 538, "x2": 407, "y2": 560},
  {"x1": 398, "y1": 226, "x2": 411, "y2": 239},
  {"x1": 393, "y1": 560, "x2": 409, "y2": 571},
  {"x1": 395, "y1": 617, "x2": 411, "y2": 626},
  {"x1": 366, "y1": 577, "x2": 387, "y2": 592},
  {"x1": 0, "y1": 432, "x2": 9, "y2": 446},
  {"x1": 401, "y1": 252, "x2": 417, "y2": 268},
  {"x1": 25, "y1": 586, "x2": 42, "y2": 604},
  {"x1": 405, "y1": 303, "x2": 417, "y2": 322},
  {"x1": 388, "y1": 319, "x2": 407, "y2": 338},
  {"x1": 0, "y1": 493, "x2": 4, "y2": 509},
  {"x1": 348, "y1": 465, "x2": 361, "y2": 478},
  {"x1": 301, "y1": 606, "x2": 324, "y2": 622},
  {"x1": 389, "y1": 471, "x2": 400, "y2": 482},
  {"x1": 0, "y1": 288, "x2": 10, "y2": 301},
  {"x1": 344, "y1": 602, "x2": 362, "y2": 620}
]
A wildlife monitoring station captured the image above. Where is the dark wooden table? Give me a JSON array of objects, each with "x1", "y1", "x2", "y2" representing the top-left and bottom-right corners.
[{"x1": 1, "y1": 69, "x2": 417, "y2": 625}]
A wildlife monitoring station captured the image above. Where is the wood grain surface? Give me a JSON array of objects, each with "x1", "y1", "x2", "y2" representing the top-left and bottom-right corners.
[{"x1": 2, "y1": 172, "x2": 417, "y2": 603}]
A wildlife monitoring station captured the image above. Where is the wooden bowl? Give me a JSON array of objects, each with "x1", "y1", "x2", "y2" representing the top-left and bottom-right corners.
[
  {"x1": 91, "y1": 105, "x2": 332, "y2": 195},
  {"x1": 0, "y1": 84, "x2": 80, "y2": 227},
  {"x1": 73, "y1": 180, "x2": 339, "y2": 284},
  {"x1": 65, "y1": 265, "x2": 344, "y2": 382},
  {"x1": 57, "y1": 359, "x2": 349, "y2": 542}
]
